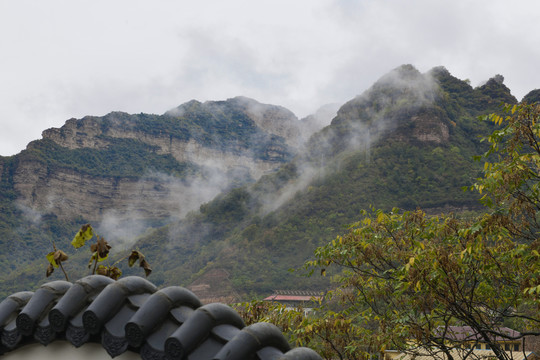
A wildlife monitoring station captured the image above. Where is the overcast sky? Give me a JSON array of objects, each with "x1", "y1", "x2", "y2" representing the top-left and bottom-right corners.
[{"x1": 1, "y1": 0, "x2": 539, "y2": 156}]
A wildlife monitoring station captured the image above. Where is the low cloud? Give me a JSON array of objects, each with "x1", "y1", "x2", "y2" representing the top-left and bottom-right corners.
[
  {"x1": 255, "y1": 65, "x2": 438, "y2": 215},
  {"x1": 95, "y1": 161, "x2": 252, "y2": 249},
  {"x1": 15, "y1": 202, "x2": 42, "y2": 226}
]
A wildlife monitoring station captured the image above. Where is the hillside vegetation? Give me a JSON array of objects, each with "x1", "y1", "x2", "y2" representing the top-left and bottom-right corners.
[
  {"x1": 1, "y1": 64, "x2": 537, "y2": 299},
  {"x1": 131, "y1": 65, "x2": 523, "y2": 296}
]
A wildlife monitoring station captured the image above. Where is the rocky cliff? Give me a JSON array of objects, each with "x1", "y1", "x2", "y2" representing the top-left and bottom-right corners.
[
  {"x1": 11, "y1": 97, "x2": 304, "y2": 221},
  {"x1": 0, "y1": 64, "x2": 531, "y2": 298}
]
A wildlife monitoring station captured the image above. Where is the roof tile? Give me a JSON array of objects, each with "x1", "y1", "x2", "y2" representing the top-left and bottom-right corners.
[{"x1": 0, "y1": 275, "x2": 322, "y2": 360}]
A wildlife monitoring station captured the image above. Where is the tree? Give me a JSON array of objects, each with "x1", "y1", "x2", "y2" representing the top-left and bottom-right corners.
[
  {"x1": 300, "y1": 104, "x2": 540, "y2": 360},
  {"x1": 474, "y1": 103, "x2": 540, "y2": 242}
]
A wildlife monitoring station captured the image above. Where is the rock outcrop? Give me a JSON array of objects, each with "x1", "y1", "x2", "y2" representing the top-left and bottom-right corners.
[{"x1": 13, "y1": 98, "x2": 302, "y2": 221}]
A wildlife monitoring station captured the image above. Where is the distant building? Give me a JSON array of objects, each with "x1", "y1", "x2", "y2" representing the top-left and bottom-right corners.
[
  {"x1": 385, "y1": 348, "x2": 538, "y2": 360},
  {"x1": 442, "y1": 326, "x2": 522, "y2": 352},
  {"x1": 384, "y1": 326, "x2": 539, "y2": 360},
  {"x1": 263, "y1": 290, "x2": 325, "y2": 314}
]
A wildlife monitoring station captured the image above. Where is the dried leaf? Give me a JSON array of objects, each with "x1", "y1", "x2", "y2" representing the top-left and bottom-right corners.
[
  {"x1": 46, "y1": 263, "x2": 54, "y2": 277},
  {"x1": 95, "y1": 236, "x2": 111, "y2": 259},
  {"x1": 96, "y1": 265, "x2": 108, "y2": 276},
  {"x1": 109, "y1": 266, "x2": 122, "y2": 280},
  {"x1": 53, "y1": 250, "x2": 68, "y2": 262},
  {"x1": 140, "y1": 259, "x2": 152, "y2": 277},
  {"x1": 72, "y1": 224, "x2": 94, "y2": 248},
  {"x1": 128, "y1": 250, "x2": 141, "y2": 267}
]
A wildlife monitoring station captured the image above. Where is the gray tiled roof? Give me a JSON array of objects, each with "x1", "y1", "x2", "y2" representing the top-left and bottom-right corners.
[{"x1": 0, "y1": 276, "x2": 322, "y2": 360}]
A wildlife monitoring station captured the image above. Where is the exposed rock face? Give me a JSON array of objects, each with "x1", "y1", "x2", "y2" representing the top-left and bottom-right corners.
[
  {"x1": 15, "y1": 98, "x2": 301, "y2": 221},
  {"x1": 43, "y1": 118, "x2": 283, "y2": 179},
  {"x1": 42, "y1": 117, "x2": 109, "y2": 150},
  {"x1": 410, "y1": 112, "x2": 450, "y2": 144},
  {"x1": 12, "y1": 164, "x2": 202, "y2": 220}
]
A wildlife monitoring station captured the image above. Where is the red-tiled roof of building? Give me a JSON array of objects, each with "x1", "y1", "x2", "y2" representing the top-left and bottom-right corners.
[
  {"x1": 264, "y1": 295, "x2": 322, "y2": 302},
  {"x1": 263, "y1": 290, "x2": 325, "y2": 303}
]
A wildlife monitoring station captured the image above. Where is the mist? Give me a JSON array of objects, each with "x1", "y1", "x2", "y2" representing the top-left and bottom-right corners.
[
  {"x1": 11, "y1": 65, "x2": 441, "y2": 266},
  {"x1": 251, "y1": 65, "x2": 438, "y2": 217},
  {"x1": 153, "y1": 65, "x2": 440, "y2": 251},
  {"x1": 94, "y1": 161, "x2": 253, "y2": 249}
]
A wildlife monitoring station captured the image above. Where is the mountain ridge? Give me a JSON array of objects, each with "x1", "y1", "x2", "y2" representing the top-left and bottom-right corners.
[
  {"x1": 0, "y1": 64, "x2": 537, "y2": 299},
  {"x1": 127, "y1": 64, "x2": 525, "y2": 297}
]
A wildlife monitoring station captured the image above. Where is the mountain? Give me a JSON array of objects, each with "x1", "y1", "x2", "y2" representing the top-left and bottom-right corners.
[
  {"x1": 0, "y1": 97, "x2": 305, "y2": 295},
  {"x1": 14, "y1": 96, "x2": 301, "y2": 221},
  {"x1": 0, "y1": 64, "x2": 535, "y2": 299},
  {"x1": 131, "y1": 65, "x2": 528, "y2": 297}
]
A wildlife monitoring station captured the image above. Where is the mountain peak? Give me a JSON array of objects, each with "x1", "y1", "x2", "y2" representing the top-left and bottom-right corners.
[
  {"x1": 475, "y1": 74, "x2": 517, "y2": 105},
  {"x1": 522, "y1": 89, "x2": 540, "y2": 104}
]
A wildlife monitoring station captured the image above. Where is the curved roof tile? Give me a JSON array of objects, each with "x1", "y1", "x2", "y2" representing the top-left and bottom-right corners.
[{"x1": 0, "y1": 275, "x2": 322, "y2": 360}]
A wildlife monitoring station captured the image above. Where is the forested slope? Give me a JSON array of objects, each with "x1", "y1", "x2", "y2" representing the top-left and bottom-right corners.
[{"x1": 1, "y1": 65, "x2": 536, "y2": 299}]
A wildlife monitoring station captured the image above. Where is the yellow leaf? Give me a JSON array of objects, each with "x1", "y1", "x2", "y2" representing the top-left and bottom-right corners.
[
  {"x1": 97, "y1": 253, "x2": 108, "y2": 262},
  {"x1": 46, "y1": 252, "x2": 59, "y2": 268},
  {"x1": 377, "y1": 212, "x2": 387, "y2": 223},
  {"x1": 72, "y1": 224, "x2": 94, "y2": 248}
]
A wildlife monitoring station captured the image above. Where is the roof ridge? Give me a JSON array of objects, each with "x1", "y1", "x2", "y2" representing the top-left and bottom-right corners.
[{"x1": 0, "y1": 275, "x2": 322, "y2": 359}]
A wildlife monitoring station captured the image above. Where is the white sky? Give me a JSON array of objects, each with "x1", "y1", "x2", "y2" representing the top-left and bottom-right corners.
[{"x1": 1, "y1": 0, "x2": 539, "y2": 156}]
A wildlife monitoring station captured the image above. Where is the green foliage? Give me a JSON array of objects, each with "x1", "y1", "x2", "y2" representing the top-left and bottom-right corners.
[
  {"x1": 0, "y1": 67, "x2": 530, "y2": 306},
  {"x1": 522, "y1": 89, "x2": 540, "y2": 104},
  {"x1": 303, "y1": 207, "x2": 539, "y2": 360},
  {"x1": 432, "y1": 67, "x2": 517, "y2": 116},
  {"x1": 236, "y1": 300, "x2": 366, "y2": 360},
  {"x1": 121, "y1": 66, "x2": 518, "y2": 297},
  {"x1": 131, "y1": 100, "x2": 294, "y2": 161},
  {"x1": 0, "y1": 161, "x2": 85, "y2": 297},
  {"x1": 473, "y1": 103, "x2": 540, "y2": 241},
  {"x1": 20, "y1": 138, "x2": 194, "y2": 178},
  {"x1": 297, "y1": 104, "x2": 540, "y2": 360}
]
